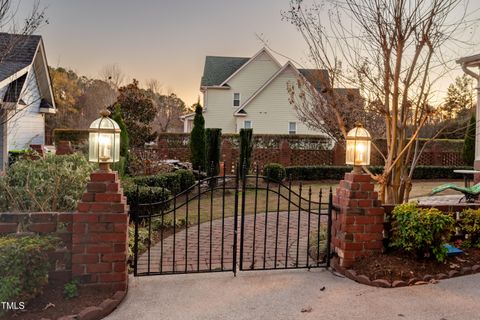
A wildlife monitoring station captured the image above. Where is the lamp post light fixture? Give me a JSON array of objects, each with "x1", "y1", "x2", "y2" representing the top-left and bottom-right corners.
[
  {"x1": 345, "y1": 123, "x2": 371, "y2": 174},
  {"x1": 88, "y1": 109, "x2": 121, "y2": 172}
]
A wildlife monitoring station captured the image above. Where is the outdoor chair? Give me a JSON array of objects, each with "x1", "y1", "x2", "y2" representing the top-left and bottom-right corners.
[{"x1": 431, "y1": 183, "x2": 480, "y2": 203}]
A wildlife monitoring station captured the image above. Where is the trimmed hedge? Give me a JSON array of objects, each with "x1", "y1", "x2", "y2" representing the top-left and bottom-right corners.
[
  {"x1": 131, "y1": 172, "x2": 180, "y2": 194},
  {"x1": 123, "y1": 185, "x2": 171, "y2": 219},
  {"x1": 285, "y1": 165, "x2": 473, "y2": 181},
  {"x1": 263, "y1": 163, "x2": 286, "y2": 182},
  {"x1": 175, "y1": 169, "x2": 196, "y2": 191},
  {"x1": 53, "y1": 129, "x2": 89, "y2": 145}
]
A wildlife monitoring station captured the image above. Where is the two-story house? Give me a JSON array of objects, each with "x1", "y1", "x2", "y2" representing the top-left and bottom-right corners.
[
  {"x1": 0, "y1": 33, "x2": 56, "y2": 171},
  {"x1": 182, "y1": 48, "x2": 329, "y2": 135}
]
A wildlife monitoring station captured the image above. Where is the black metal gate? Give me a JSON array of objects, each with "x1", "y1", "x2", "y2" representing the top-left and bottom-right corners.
[{"x1": 132, "y1": 167, "x2": 332, "y2": 276}]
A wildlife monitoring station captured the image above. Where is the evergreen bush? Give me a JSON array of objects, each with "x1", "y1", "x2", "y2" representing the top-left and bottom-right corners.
[
  {"x1": 205, "y1": 128, "x2": 222, "y2": 177},
  {"x1": 190, "y1": 104, "x2": 206, "y2": 170},
  {"x1": 263, "y1": 163, "x2": 286, "y2": 182},
  {"x1": 463, "y1": 114, "x2": 476, "y2": 166}
]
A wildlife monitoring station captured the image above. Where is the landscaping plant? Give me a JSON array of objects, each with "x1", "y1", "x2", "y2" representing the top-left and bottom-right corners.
[
  {"x1": 390, "y1": 202, "x2": 455, "y2": 262},
  {"x1": 460, "y1": 209, "x2": 480, "y2": 248},
  {"x1": 63, "y1": 280, "x2": 79, "y2": 300},
  {"x1": 0, "y1": 153, "x2": 95, "y2": 212},
  {"x1": 0, "y1": 235, "x2": 59, "y2": 307},
  {"x1": 263, "y1": 163, "x2": 286, "y2": 182},
  {"x1": 205, "y1": 128, "x2": 222, "y2": 177},
  {"x1": 463, "y1": 114, "x2": 476, "y2": 167},
  {"x1": 190, "y1": 104, "x2": 206, "y2": 170},
  {"x1": 112, "y1": 104, "x2": 130, "y2": 176}
]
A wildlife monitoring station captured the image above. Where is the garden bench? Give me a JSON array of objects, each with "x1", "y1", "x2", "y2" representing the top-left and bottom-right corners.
[{"x1": 431, "y1": 183, "x2": 480, "y2": 203}]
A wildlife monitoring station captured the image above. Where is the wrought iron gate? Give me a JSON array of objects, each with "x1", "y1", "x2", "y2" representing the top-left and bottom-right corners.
[{"x1": 132, "y1": 167, "x2": 333, "y2": 276}]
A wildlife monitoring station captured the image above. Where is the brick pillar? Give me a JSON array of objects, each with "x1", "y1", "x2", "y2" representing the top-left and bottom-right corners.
[
  {"x1": 279, "y1": 139, "x2": 291, "y2": 166},
  {"x1": 158, "y1": 138, "x2": 168, "y2": 159},
  {"x1": 332, "y1": 142, "x2": 345, "y2": 166},
  {"x1": 221, "y1": 140, "x2": 233, "y2": 174},
  {"x1": 56, "y1": 140, "x2": 74, "y2": 155},
  {"x1": 72, "y1": 169, "x2": 129, "y2": 291},
  {"x1": 332, "y1": 172, "x2": 384, "y2": 268}
]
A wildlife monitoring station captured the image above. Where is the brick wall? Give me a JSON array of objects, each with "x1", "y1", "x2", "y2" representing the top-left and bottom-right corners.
[
  {"x1": 0, "y1": 212, "x2": 74, "y2": 282},
  {"x1": 130, "y1": 134, "x2": 467, "y2": 170}
]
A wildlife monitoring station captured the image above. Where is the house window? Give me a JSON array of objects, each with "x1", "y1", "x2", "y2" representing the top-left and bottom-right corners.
[
  {"x1": 288, "y1": 122, "x2": 297, "y2": 134},
  {"x1": 233, "y1": 93, "x2": 240, "y2": 107},
  {"x1": 244, "y1": 120, "x2": 252, "y2": 129}
]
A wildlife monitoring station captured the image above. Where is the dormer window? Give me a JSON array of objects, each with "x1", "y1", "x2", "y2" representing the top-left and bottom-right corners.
[{"x1": 233, "y1": 93, "x2": 240, "y2": 107}]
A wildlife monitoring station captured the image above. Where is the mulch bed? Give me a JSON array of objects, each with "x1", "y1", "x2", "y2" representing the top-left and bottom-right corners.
[
  {"x1": 347, "y1": 248, "x2": 480, "y2": 286},
  {"x1": 5, "y1": 280, "x2": 113, "y2": 320}
]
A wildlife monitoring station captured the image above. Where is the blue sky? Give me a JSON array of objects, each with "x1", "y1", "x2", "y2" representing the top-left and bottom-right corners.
[{"x1": 15, "y1": 0, "x2": 480, "y2": 106}]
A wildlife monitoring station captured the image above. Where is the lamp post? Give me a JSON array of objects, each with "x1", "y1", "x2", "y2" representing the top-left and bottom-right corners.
[
  {"x1": 345, "y1": 123, "x2": 371, "y2": 174},
  {"x1": 88, "y1": 109, "x2": 121, "y2": 172}
]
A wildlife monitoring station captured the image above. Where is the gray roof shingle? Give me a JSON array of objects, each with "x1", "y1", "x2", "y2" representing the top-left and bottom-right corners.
[
  {"x1": 298, "y1": 69, "x2": 330, "y2": 92},
  {"x1": 201, "y1": 56, "x2": 250, "y2": 87},
  {"x1": 0, "y1": 33, "x2": 41, "y2": 82}
]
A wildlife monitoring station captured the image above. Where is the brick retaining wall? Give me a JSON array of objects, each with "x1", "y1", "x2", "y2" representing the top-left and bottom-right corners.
[{"x1": 0, "y1": 212, "x2": 74, "y2": 282}]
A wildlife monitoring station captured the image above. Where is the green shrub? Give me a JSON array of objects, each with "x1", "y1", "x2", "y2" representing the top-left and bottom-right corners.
[
  {"x1": 123, "y1": 184, "x2": 171, "y2": 216},
  {"x1": 0, "y1": 235, "x2": 59, "y2": 305},
  {"x1": 460, "y1": 209, "x2": 480, "y2": 248},
  {"x1": 463, "y1": 114, "x2": 476, "y2": 166},
  {"x1": 63, "y1": 280, "x2": 79, "y2": 300},
  {"x1": 390, "y1": 202, "x2": 455, "y2": 262},
  {"x1": 175, "y1": 169, "x2": 196, "y2": 191},
  {"x1": 263, "y1": 163, "x2": 286, "y2": 182},
  {"x1": 128, "y1": 225, "x2": 149, "y2": 259},
  {"x1": 131, "y1": 173, "x2": 180, "y2": 194},
  {"x1": 53, "y1": 129, "x2": 89, "y2": 145},
  {"x1": 205, "y1": 128, "x2": 222, "y2": 177},
  {"x1": 0, "y1": 153, "x2": 95, "y2": 212},
  {"x1": 285, "y1": 165, "x2": 472, "y2": 181},
  {"x1": 7, "y1": 150, "x2": 29, "y2": 167},
  {"x1": 190, "y1": 104, "x2": 206, "y2": 170}
]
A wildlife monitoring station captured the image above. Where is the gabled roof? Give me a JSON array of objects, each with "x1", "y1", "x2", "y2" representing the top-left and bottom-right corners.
[
  {"x1": 0, "y1": 33, "x2": 56, "y2": 111},
  {"x1": 200, "y1": 56, "x2": 250, "y2": 87},
  {"x1": 298, "y1": 69, "x2": 330, "y2": 92},
  {"x1": 0, "y1": 33, "x2": 41, "y2": 82},
  {"x1": 200, "y1": 48, "x2": 282, "y2": 89},
  {"x1": 234, "y1": 61, "x2": 307, "y2": 116}
]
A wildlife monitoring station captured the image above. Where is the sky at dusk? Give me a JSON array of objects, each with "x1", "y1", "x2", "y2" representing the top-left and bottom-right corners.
[{"x1": 15, "y1": 0, "x2": 480, "y2": 107}]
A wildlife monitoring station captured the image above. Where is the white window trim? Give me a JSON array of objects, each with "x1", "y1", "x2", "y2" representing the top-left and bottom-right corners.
[
  {"x1": 233, "y1": 92, "x2": 241, "y2": 108},
  {"x1": 288, "y1": 121, "x2": 297, "y2": 134},
  {"x1": 244, "y1": 120, "x2": 253, "y2": 129}
]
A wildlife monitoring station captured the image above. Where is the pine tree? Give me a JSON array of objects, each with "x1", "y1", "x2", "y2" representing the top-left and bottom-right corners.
[
  {"x1": 190, "y1": 104, "x2": 206, "y2": 170},
  {"x1": 463, "y1": 114, "x2": 476, "y2": 166}
]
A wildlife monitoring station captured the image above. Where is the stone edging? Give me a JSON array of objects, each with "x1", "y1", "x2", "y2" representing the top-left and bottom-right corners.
[
  {"x1": 332, "y1": 257, "x2": 480, "y2": 288},
  {"x1": 50, "y1": 290, "x2": 126, "y2": 320}
]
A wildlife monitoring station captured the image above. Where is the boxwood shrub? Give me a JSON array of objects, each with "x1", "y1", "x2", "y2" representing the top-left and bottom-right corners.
[
  {"x1": 285, "y1": 165, "x2": 472, "y2": 181},
  {"x1": 263, "y1": 163, "x2": 286, "y2": 182},
  {"x1": 390, "y1": 202, "x2": 455, "y2": 262},
  {"x1": 0, "y1": 235, "x2": 59, "y2": 309},
  {"x1": 131, "y1": 173, "x2": 181, "y2": 194},
  {"x1": 175, "y1": 169, "x2": 196, "y2": 191},
  {"x1": 123, "y1": 184, "x2": 171, "y2": 221}
]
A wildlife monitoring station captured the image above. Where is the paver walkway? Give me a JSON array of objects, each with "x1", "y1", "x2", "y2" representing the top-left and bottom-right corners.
[{"x1": 137, "y1": 211, "x2": 328, "y2": 273}]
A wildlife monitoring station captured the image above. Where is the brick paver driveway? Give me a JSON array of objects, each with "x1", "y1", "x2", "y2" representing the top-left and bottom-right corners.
[{"x1": 137, "y1": 211, "x2": 328, "y2": 273}]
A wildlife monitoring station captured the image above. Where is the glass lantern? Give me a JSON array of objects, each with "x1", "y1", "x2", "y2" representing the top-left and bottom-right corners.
[
  {"x1": 89, "y1": 110, "x2": 121, "y2": 168},
  {"x1": 345, "y1": 123, "x2": 371, "y2": 172}
]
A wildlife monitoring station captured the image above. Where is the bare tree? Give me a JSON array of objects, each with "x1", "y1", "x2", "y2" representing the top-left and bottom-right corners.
[
  {"x1": 283, "y1": 0, "x2": 475, "y2": 203},
  {"x1": 146, "y1": 82, "x2": 186, "y2": 133},
  {"x1": 99, "y1": 63, "x2": 125, "y2": 89}
]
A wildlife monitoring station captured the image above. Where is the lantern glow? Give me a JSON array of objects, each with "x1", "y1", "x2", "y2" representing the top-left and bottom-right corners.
[
  {"x1": 345, "y1": 124, "x2": 371, "y2": 170},
  {"x1": 88, "y1": 110, "x2": 121, "y2": 168}
]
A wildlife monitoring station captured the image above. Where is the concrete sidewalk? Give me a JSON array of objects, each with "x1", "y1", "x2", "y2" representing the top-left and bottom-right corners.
[{"x1": 105, "y1": 270, "x2": 480, "y2": 320}]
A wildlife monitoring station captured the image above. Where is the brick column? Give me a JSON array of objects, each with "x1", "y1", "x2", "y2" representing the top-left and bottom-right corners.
[
  {"x1": 279, "y1": 139, "x2": 291, "y2": 166},
  {"x1": 72, "y1": 170, "x2": 129, "y2": 291},
  {"x1": 332, "y1": 172, "x2": 384, "y2": 268}
]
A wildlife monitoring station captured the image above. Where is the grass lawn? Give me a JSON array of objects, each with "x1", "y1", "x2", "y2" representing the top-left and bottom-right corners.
[{"x1": 148, "y1": 179, "x2": 463, "y2": 227}]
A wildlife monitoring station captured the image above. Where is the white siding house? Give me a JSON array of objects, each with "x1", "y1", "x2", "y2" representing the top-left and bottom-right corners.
[
  {"x1": 182, "y1": 48, "x2": 328, "y2": 135},
  {"x1": 0, "y1": 33, "x2": 55, "y2": 171}
]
